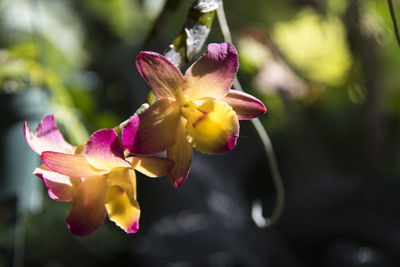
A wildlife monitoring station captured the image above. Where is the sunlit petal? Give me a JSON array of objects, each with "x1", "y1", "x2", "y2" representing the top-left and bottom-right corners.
[
  {"x1": 122, "y1": 99, "x2": 180, "y2": 155},
  {"x1": 105, "y1": 185, "x2": 140, "y2": 234},
  {"x1": 222, "y1": 90, "x2": 266, "y2": 119},
  {"x1": 84, "y1": 129, "x2": 130, "y2": 170},
  {"x1": 41, "y1": 151, "x2": 109, "y2": 177},
  {"x1": 184, "y1": 42, "x2": 238, "y2": 100},
  {"x1": 136, "y1": 51, "x2": 184, "y2": 99},
  {"x1": 186, "y1": 100, "x2": 239, "y2": 154},
  {"x1": 66, "y1": 176, "x2": 107, "y2": 236},
  {"x1": 167, "y1": 119, "x2": 193, "y2": 187},
  {"x1": 105, "y1": 168, "x2": 139, "y2": 233},
  {"x1": 24, "y1": 115, "x2": 74, "y2": 155},
  {"x1": 33, "y1": 164, "x2": 79, "y2": 201},
  {"x1": 106, "y1": 168, "x2": 137, "y2": 200},
  {"x1": 127, "y1": 156, "x2": 174, "y2": 178}
]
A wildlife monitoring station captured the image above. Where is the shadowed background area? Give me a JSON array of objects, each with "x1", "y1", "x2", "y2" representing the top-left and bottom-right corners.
[{"x1": 2, "y1": 0, "x2": 400, "y2": 266}]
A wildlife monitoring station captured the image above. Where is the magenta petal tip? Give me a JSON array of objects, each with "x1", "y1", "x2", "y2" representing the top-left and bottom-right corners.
[
  {"x1": 126, "y1": 220, "x2": 139, "y2": 234},
  {"x1": 171, "y1": 173, "x2": 189, "y2": 188}
]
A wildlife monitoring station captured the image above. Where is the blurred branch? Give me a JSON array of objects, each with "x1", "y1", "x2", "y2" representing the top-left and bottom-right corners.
[
  {"x1": 388, "y1": 0, "x2": 400, "y2": 48},
  {"x1": 29, "y1": 0, "x2": 88, "y2": 144},
  {"x1": 217, "y1": 0, "x2": 285, "y2": 227},
  {"x1": 345, "y1": 0, "x2": 387, "y2": 176},
  {"x1": 163, "y1": 0, "x2": 218, "y2": 67},
  {"x1": 142, "y1": 0, "x2": 184, "y2": 48}
]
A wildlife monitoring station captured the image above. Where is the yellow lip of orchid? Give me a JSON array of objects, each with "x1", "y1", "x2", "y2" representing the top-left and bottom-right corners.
[
  {"x1": 25, "y1": 116, "x2": 173, "y2": 236},
  {"x1": 122, "y1": 42, "x2": 266, "y2": 187}
]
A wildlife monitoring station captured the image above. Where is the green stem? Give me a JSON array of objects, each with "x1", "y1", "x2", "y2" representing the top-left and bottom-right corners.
[
  {"x1": 217, "y1": 0, "x2": 285, "y2": 227},
  {"x1": 163, "y1": 0, "x2": 219, "y2": 68},
  {"x1": 113, "y1": 103, "x2": 149, "y2": 134}
]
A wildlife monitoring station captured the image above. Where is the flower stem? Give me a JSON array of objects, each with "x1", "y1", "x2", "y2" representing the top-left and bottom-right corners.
[
  {"x1": 163, "y1": 0, "x2": 219, "y2": 68},
  {"x1": 113, "y1": 103, "x2": 149, "y2": 134},
  {"x1": 217, "y1": 0, "x2": 285, "y2": 227}
]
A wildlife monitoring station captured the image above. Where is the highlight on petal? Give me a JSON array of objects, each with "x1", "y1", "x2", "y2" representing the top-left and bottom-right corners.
[
  {"x1": 222, "y1": 90, "x2": 266, "y2": 119},
  {"x1": 41, "y1": 151, "x2": 109, "y2": 177},
  {"x1": 136, "y1": 51, "x2": 184, "y2": 99},
  {"x1": 84, "y1": 129, "x2": 130, "y2": 170},
  {"x1": 184, "y1": 42, "x2": 238, "y2": 100},
  {"x1": 66, "y1": 176, "x2": 107, "y2": 236},
  {"x1": 33, "y1": 164, "x2": 79, "y2": 201},
  {"x1": 24, "y1": 115, "x2": 74, "y2": 155},
  {"x1": 106, "y1": 168, "x2": 137, "y2": 201},
  {"x1": 122, "y1": 99, "x2": 181, "y2": 155},
  {"x1": 127, "y1": 156, "x2": 174, "y2": 178},
  {"x1": 167, "y1": 118, "x2": 193, "y2": 187},
  {"x1": 105, "y1": 167, "x2": 139, "y2": 234},
  {"x1": 105, "y1": 185, "x2": 140, "y2": 234},
  {"x1": 185, "y1": 100, "x2": 239, "y2": 154}
]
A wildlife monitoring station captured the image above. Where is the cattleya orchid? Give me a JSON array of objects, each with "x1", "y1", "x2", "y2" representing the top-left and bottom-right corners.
[
  {"x1": 122, "y1": 42, "x2": 266, "y2": 187},
  {"x1": 24, "y1": 115, "x2": 173, "y2": 236}
]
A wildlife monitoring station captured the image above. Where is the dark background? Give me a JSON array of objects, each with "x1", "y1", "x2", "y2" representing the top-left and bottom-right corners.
[{"x1": 1, "y1": 0, "x2": 400, "y2": 266}]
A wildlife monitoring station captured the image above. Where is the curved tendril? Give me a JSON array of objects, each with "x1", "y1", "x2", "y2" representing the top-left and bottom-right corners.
[{"x1": 217, "y1": 0, "x2": 285, "y2": 227}]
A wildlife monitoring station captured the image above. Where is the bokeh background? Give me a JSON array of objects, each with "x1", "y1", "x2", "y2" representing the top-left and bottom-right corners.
[{"x1": 1, "y1": 0, "x2": 400, "y2": 266}]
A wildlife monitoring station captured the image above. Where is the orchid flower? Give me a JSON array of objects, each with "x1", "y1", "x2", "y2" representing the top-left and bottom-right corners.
[
  {"x1": 122, "y1": 42, "x2": 266, "y2": 187},
  {"x1": 24, "y1": 115, "x2": 173, "y2": 236}
]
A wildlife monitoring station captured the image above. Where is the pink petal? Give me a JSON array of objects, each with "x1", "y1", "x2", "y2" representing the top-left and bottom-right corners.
[
  {"x1": 184, "y1": 42, "x2": 238, "y2": 100},
  {"x1": 222, "y1": 90, "x2": 266, "y2": 119},
  {"x1": 127, "y1": 156, "x2": 174, "y2": 178},
  {"x1": 84, "y1": 129, "x2": 130, "y2": 170},
  {"x1": 122, "y1": 99, "x2": 181, "y2": 155},
  {"x1": 33, "y1": 164, "x2": 79, "y2": 201},
  {"x1": 66, "y1": 176, "x2": 107, "y2": 236},
  {"x1": 41, "y1": 151, "x2": 109, "y2": 177},
  {"x1": 167, "y1": 119, "x2": 193, "y2": 187},
  {"x1": 136, "y1": 51, "x2": 184, "y2": 99},
  {"x1": 24, "y1": 115, "x2": 74, "y2": 155}
]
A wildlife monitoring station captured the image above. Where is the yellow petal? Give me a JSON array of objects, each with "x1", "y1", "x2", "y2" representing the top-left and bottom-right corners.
[
  {"x1": 105, "y1": 185, "x2": 140, "y2": 234},
  {"x1": 185, "y1": 100, "x2": 239, "y2": 154},
  {"x1": 127, "y1": 157, "x2": 174, "y2": 178},
  {"x1": 106, "y1": 168, "x2": 137, "y2": 200},
  {"x1": 167, "y1": 119, "x2": 193, "y2": 187}
]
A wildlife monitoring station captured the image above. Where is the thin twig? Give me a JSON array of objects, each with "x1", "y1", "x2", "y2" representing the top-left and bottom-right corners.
[
  {"x1": 142, "y1": 0, "x2": 184, "y2": 49},
  {"x1": 30, "y1": 0, "x2": 46, "y2": 88},
  {"x1": 217, "y1": 0, "x2": 285, "y2": 227},
  {"x1": 388, "y1": 0, "x2": 400, "y2": 48}
]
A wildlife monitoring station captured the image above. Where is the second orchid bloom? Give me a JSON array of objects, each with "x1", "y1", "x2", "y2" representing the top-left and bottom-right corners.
[
  {"x1": 122, "y1": 42, "x2": 266, "y2": 187},
  {"x1": 24, "y1": 115, "x2": 173, "y2": 236}
]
